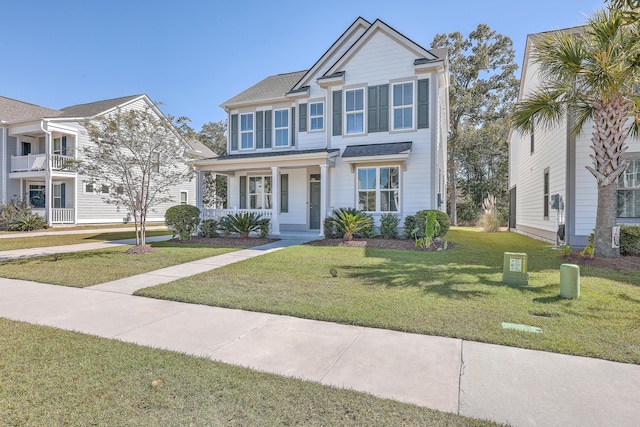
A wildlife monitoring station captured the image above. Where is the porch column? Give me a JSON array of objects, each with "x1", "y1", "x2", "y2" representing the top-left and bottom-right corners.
[
  {"x1": 195, "y1": 170, "x2": 203, "y2": 210},
  {"x1": 45, "y1": 175, "x2": 52, "y2": 226},
  {"x1": 271, "y1": 166, "x2": 280, "y2": 235},
  {"x1": 319, "y1": 164, "x2": 328, "y2": 237}
]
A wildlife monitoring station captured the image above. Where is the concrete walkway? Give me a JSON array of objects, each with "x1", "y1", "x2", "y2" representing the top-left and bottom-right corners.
[{"x1": 0, "y1": 233, "x2": 639, "y2": 426}]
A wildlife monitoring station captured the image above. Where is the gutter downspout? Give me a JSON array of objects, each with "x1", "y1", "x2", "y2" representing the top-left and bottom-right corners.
[{"x1": 40, "y1": 120, "x2": 52, "y2": 226}]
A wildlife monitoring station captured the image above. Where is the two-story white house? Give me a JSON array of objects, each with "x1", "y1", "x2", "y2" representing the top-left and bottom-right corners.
[
  {"x1": 0, "y1": 94, "x2": 201, "y2": 226},
  {"x1": 508, "y1": 28, "x2": 640, "y2": 247},
  {"x1": 194, "y1": 17, "x2": 449, "y2": 235}
]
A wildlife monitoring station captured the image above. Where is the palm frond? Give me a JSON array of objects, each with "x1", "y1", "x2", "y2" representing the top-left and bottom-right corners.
[{"x1": 511, "y1": 88, "x2": 567, "y2": 133}]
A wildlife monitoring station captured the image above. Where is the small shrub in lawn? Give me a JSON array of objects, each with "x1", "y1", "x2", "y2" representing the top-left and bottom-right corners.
[
  {"x1": 403, "y1": 215, "x2": 417, "y2": 239},
  {"x1": 258, "y1": 218, "x2": 271, "y2": 238},
  {"x1": 620, "y1": 225, "x2": 640, "y2": 256},
  {"x1": 200, "y1": 219, "x2": 219, "y2": 238},
  {"x1": 380, "y1": 213, "x2": 399, "y2": 238},
  {"x1": 165, "y1": 205, "x2": 201, "y2": 240},
  {"x1": 219, "y1": 212, "x2": 266, "y2": 238},
  {"x1": 9, "y1": 213, "x2": 47, "y2": 231},
  {"x1": 324, "y1": 217, "x2": 341, "y2": 239},
  {"x1": 409, "y1": 210, "x2": 450, "y2": 239},
  {"x1": 412, "y1": 211, "x2": 441, "y2": 250}
]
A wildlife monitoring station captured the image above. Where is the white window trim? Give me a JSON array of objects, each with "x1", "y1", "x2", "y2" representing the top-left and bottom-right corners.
[
  {"x1": 273, "y1": 108, "x2": 290, "y2": 148},
  {"x1": 356, "y1": 166, "x2": 401, "y2": 213},
  {"x1": 248, "y1": 175, "x2": 272, "y2": 210},
  {"x1": 180, "y1": 190, "x2": 188, "y2": 205},
  {"x1": 308, "y1": 101, "x2": 325, "y2": 132},
  {"x1": 391, "y1": 80, "x2": 416, "y2": 132},
  {"x1": 344, "y1": 87, "x2": 366, "y2": 136},
  {"x1": 83, "y1": 181, "x2": 97, "y2": 195},
  {"x1": 240, "y1": 112, "x2": 255, "y2": 150}
]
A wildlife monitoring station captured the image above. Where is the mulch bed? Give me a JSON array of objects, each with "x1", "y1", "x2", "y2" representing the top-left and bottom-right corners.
[
  {"x1": 560, "y1": 250, "x2": 640, "y2": 271},
  {"x1": 125, "y1": 245, "x2": 158, "y2": 255},
  {"x1": 169, "y1": 237, "x2": 279, "y2": 247},
  {"x1": 305, "y1": 237, "x2": 452, "y2": 251}
]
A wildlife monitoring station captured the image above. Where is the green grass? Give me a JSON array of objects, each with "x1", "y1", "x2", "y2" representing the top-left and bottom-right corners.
[
  {"x1": 0, "y1": 241, "x2": 240, "y2": 287},
  {"x1": 0, "y1": 319, "x2": 495, "y2": 426},
  {"x1": 138, "y1": 228, "x2": 640, "y2": 364},
  {"x1": 0, "y1": 229, "x2": 170, "y2": 251}
]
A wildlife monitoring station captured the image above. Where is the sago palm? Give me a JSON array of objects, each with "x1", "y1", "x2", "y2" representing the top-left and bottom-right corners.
[
  {"x1": 329, "y1": 208, "x2": 373, "y2": 241},
  {"x1": 511, "y1": 7, "x2": 640, "y2": 258}
]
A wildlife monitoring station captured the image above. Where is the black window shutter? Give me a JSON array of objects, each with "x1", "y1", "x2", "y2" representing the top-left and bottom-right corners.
[
  {"x1": 418, "y1": 79, "x2": 429, "y2": 129},
  {"x1": 379, "y1": 84, "x2": 389, "y2": 132},
  {"x1": 264, "y1": 110, "x2": 272, "y2": 148},
  {"x1": 332, "y1": 90, "x2": 342, "y2": 136},
  {"x1": 299, "y1": 103, "x2": 307, "y2": 132},
  {"x1": 239, "y1": 176, "x2": 247, "y2": 209},
  {"x1": 291, "y1": 107, "x2": 296, "y2": 146},
  {"x1": 280, "y1": 174, "x2": 289, "y2": 213},
  {"x1": 368, "y1": 86, "x2": 378, "y2": 133},
  {"x1": 230, "y1": 114, "x2": 238, "y2": 151},
  {"x1": 61, "y1": 136, "x2": 67, "y2": 155},
  {"x1": 256, "y1": 111, "x2": 264, "y2": 149}
]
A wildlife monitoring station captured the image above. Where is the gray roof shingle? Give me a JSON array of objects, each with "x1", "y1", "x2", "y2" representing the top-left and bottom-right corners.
[
  {"x1": 221, "y1": 71, "x2": 308, "y2": 108},
  {"x1": 342, "y1": 142, "x2": 412, "y2": 158},
  {"x1": 213, "y1": 148, "x2": 339, "y2": 161},
  {"x1": 58, "y1": 94, "x2": 144, "y2": 118},
  {"x1": 0, "y1": 96, "x2": 62, "y2": 122}
]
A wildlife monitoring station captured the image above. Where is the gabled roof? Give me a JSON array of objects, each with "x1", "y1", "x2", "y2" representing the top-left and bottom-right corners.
[
  {"x1": 187, "y1": 138, "x2": 218, "y2": 159},
  {"x1": 221, "y1": 71, "x2": 307, "y2": 109},
  {"x1": 325, "y1": 19, "x2": 442, "y2": 76},
  {"x1": 290, "y1": 17, "x2": 371, "y2": 92},
  {"x1": 57, "y1": 94, "x2": 145, "y2": 118},
  {"x1": 0, "y1": 96, "x2": 62, "y2": 122}
]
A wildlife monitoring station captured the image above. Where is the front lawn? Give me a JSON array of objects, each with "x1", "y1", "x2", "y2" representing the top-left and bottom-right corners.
[
  {"x1": 138, "y1": 228, "x2": 640, "y2": 364},
  {"x1": 0, "y1": 241, "x2": 241, "y2": 287},
  {"x1": 0, "y1": 319, "x2": 494, "y2": 426},
  {"x1": 0, "y1": 229, "x2": 170, "y2": 251}
]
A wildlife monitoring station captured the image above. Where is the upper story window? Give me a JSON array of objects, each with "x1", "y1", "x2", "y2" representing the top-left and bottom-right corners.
[
  {"x1": 618, "y1": 159, "x2": 640, "y2": 218},
  {"x1": 392, "y1": 82, "x2": 413, "y2": 130},
  {"x1": 274, "y1": 109, "x2": 289, "y2": 147},
  {"x1": 53, "y1": 137, "x2": 68, "y2": 155},
  {"x1": 309, "y1": 102, "x2": 324, "y2": 131},
  {"x1": 345, "y1": 89, "x2": 364, "y2": 134},
  {"x1": 240, "y1": 113, "x2": 254, "y2": 149}
]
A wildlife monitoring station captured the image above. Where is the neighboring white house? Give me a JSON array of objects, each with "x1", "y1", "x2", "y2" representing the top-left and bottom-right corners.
[
  {"x1": 508, "y1": 29, "x2": 640, "y2": 247},
  {"x1": 0, "y1": 94, "x2": 200, "y2": 225},
  {"x1": 194, "y1": 17, "x2": 449, "y2": 235}
]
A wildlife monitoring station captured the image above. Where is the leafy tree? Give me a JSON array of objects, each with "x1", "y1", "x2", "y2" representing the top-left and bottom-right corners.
[
  {"x1": 431, "y1": 24, "x2": 519, "y2": 225},
  {"x1": 456, "y1": 121, "x2": 510, "y2": 222},
  {"x1": 197, "y1": 120, "x2": 228, "y2": 208},
  {"x1": 511, "y1": 8, "x2": 640, "y2": 258},
  {"x1": 79, "y1": 107, "x2": 193, "y2": 247}
]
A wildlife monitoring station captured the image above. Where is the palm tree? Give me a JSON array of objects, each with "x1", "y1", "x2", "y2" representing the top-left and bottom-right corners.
[{"x1": 511, "y1": 7, "x2": 640, "y2": 258}]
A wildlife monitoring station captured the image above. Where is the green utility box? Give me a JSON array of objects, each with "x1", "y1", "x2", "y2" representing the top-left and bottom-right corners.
[
  {"x1": 502, "y1": 252, "x2": 529, "y2": 286},
  {"x1": 560, "y1": 264, "x2": 580, "y2": 299}
]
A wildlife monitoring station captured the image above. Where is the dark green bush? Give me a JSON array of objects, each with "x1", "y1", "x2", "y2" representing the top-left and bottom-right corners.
[
  {"x1": 219, "y1": 212, "x2": 267, "y2": 238},
  {"x1": 324, "y1": 217, "x2": 340, "y2": 239},
  {"x1": 405, "y1": 210, "x2": 450, "y2": 239},
  {"x1": 380, "y1": 213, "x2": 399, "y2": 238},
  {"x1": 456, "y1": 199, "x2": 481, "y2": 226},
  {"x1": 258, "y1": 218, "x2": 270, "y2": 238},
  {"x1": 165, "y1": 205, "x2": 201, "y2": 240},
  {"x1": 200, "y1": 219, "x2": 218, "y2": 238},
  {"x1": 620, "y1": 225, "x2": 640, "y2": 256}
]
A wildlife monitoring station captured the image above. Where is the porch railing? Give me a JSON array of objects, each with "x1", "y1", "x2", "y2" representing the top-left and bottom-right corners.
[
  {"x1": 201, "y1": 208, "x2": 273, "y2": 221},
  {"x1": 51, "y1": 208, "x2": 74, "y2": 224},
  {"x1": 11, "y1": 154, "x2": 74, "y2": 173}
]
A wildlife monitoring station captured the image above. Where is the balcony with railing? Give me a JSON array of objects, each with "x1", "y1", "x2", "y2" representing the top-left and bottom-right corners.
[{"x1": 11, "y1": 154, "x2": 75, "y2": 173}]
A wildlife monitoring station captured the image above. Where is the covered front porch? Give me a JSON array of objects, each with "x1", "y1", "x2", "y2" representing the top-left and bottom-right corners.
[
  {"x1": 16, "y1": 175, "x2": 77, "y2": 225},
  {"x1": 194, "y1": 149, "x2": 339, "y2": 236}
]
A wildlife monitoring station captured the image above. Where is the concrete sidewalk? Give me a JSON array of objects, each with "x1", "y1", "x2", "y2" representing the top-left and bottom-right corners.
[
  {"x1": 0, "y1": 234, "x2": 173, "y2": 261},
  {"x1": 1, "y1": 278, "x2": 639, "y2": 426}
]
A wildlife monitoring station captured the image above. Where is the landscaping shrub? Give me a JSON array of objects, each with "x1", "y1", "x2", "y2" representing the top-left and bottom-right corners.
[
  {"x1": 258, "y1": 218, "x2": 271, "y2": 238},
  {"x1": 379, "y1": 213, "x2": 399, "y2": 238},
  {"x1": 327, "y1": 208, "x2": 373, "y2": 241},
  {"x1": 479, "y1": 194, "x2": 501, "y2": 232},
  {"x1": 408, "y1": 210, "x2": 450, "y2": 239},
  {"x1": 8, "y1": 213, "x2": 47, "y2": 231},
  {"x1": 219, "y1": 212, "x2": 267, "y2": 238},
  {"x1": 412, "y1": 210, "x2": 441, "y2": 250},
  {"x1": 200, "y1": 219, "x2": 219, "y2": 238},
  {"x1": 0, "y1": 197, "x2": 33, "y2": 230},
  {"x1": 165, "y1": 205, "x2": 201, "y2": 240},
  {"x1": 620, "y1": 225, "x2": 640, "y2": 256},
  {"x1": 323, "y1": 217, "x2": 340, "y2": 239}
]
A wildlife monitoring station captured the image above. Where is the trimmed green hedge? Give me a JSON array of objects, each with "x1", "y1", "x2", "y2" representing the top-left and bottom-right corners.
[{"x1": 165, "y1": 205, "x2": 201, "y2": 240}]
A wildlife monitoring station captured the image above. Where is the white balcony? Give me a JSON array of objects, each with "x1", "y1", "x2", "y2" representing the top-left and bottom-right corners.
[{"x1": 11, "y1": 154, "x2": 74, "y2": 173}]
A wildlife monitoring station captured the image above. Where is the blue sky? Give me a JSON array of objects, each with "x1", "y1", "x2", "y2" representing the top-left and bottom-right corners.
[{"x1": 3, "y1": 0, "x2": 605, "y2": 129}]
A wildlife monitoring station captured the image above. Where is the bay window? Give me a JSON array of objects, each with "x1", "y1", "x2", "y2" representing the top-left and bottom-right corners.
[{"x1": 357, "y1": 166, "x2": 400, "y2": 212}]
